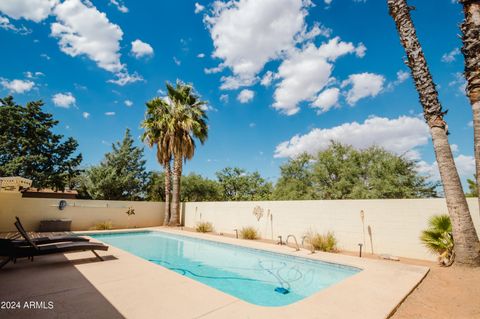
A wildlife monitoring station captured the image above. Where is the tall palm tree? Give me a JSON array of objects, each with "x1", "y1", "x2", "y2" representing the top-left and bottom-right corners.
[
  {"x1": 142, "y1": 98, "x2": 174, "y2": 226},
  {"x1": 166, "y1": 81, "x2": 208, "y2": 226},
  {"x1": 388, "y1": 0, "x2": 480, "y2": 266},
  {"x1": 459, "y1": 1, "x2": 480, "y2": 209}
]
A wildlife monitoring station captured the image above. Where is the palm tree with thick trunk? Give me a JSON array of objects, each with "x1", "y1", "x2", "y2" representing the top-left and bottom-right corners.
[
  {"x1": 166, "y1": 81, "x2": 208, "y2": 226},
  {"x1": 142, "y1": 98, "x2": 174, "y2": 226},
  {"x1": 388, "y1": 0, "x2": 480, "y2": 266},
  {"x1": 459, "y1": 1, "x2": 480, "y2": 210}
]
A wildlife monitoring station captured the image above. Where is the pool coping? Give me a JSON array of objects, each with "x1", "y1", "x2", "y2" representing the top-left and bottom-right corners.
[{"x1": 72, "y1": 227, "x2": 429, "y2": 319}]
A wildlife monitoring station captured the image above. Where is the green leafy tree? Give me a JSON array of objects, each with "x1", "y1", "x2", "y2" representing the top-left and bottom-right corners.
[
  {"x1": 273, "y1": 143, "x2": 437, "y2": 200},
  {"x1": 466, "y1": 175, "x2": 478, "y2": 197},
  {"x1": 181, "y1": 173, "x2": 222, "y2": 202},
  {"x1": 216, "y1": 167, "x2": 272, "y2": 201},
  {"x1": 80, "y1": 129, "x2": 148, "y2": 200},
  {"x1": 273, "y1": 154, "x2": 317, "y2": 200},
  {"x1": 146, "y1": 171, "x2": 167, "y2": 202},
  {"x1": 0, "y1": 96, "x2": 82, "y2": 190}
]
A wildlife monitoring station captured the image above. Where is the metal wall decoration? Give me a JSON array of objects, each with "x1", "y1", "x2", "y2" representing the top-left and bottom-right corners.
[
  {"x1": 58, "y1": 200, "x2": 67, "y2": 210},
  {"x1": 253, "y1": 205, "x2": 264, "y2": 221}
]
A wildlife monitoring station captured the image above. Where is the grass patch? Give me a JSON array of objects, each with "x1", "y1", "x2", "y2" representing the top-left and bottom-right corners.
[
  {"x1": 90, "y1": 221, "x2": 113, "y2": 230},
  {"x1": 239, "y1": 226, "x2": 259, "y2": 240},
  {"x1": 196, "y1": 221, "x2": 214, "y2": 233},
  {"x1": 305, "y1": 231, "x2": 338, "y2": 252}
]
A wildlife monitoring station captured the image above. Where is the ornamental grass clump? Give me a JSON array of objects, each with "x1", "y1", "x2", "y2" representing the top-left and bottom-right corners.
[
  {"x1": 91, "y1": 221, "x2": 113, "y2": 230},
  {"x1": 240, "y1": 226, "x2": 259, "y2": 240},
  {"x1": 305, "y1": 231, "x2": 338, "y2": 252},
  {"x1": 420, "y1": 214, "x2": 454, "y2": 266},
  {"x1": 196, "y1": 221, "x2": 214, "y2": 233}
]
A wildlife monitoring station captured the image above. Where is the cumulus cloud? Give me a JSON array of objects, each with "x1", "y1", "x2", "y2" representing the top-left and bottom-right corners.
[
  {"x1": 441, "y1": 48, "x2": 460, "y2": 63},
  {"x1": 194, "y1": 2, "x2": 205, "y2": 14},
  {"x1": 124, "y1": 99, "x2": 133, "y2": 107},
  {"x1": 273, "y1": 37, "x2": 361, "y2": 115},
  {"x1": 417, "y1": 154, "x2": 475, "y2": 181},
  {"x1": 312, "y1": 87, "x2": 340, "y2": 113},
  {"x1": 237, "y1": 89, "x2": 255, "y2": 103},
  {"x1": 0, "y1": 78, "x2": 35, "y2": 93},
  {"x1": 0, "y1": 0, "x2": 58, "y2": 22},
  {"x1": 220, "y1": 94, "x2": 229, "y2": 103},
  {"x1": 52, "y1": 92, "x2": 76, "y2": 108},
  {"x1": 260, "y1": 71, "x2": 278, "y2": 87},
  {"x1": 341, "y1": 72, "x2": 385, "y2": 105},
  {"x1": 82, "y1": 111, "x2": 90, "y2": 119},
  {"x1": 197, "y1": 53, "x2": 205, "y2": 58},
  {"x1": 274, "y1": 115, "x2": 429, "y2": 158},
  {"x1": 105, "y1": 111, "x2": 115, "y2": 116},
  {"x1": 131, "y1": 39, "x2": 154, "y2": 58},
  {"x1": 205, "y1": 0, "x2": 312, "y2": 89},
  {"x1": 50, "y1": 0, "x2": 141, "y2": 85},
  {"x1": 51, "y1": 0, "x2": 124, "y2": 72}
]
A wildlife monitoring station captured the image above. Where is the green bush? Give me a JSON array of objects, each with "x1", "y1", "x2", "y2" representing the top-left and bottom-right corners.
[
  {"x1": 90, "y1": 221, "x2": 113, "y2": 230},
  {"x1": 196, "y1": 221, "x2": 214, "y2": 233},
  {"x1": 420, "y1": 214, "x2": 454, "y2": 266},
  {"x1": 239, "y1": 226, "x2": 259, "y2": 240},
  {"x1": 305, "y1": 231, "x2": 338, "y2": 252}
]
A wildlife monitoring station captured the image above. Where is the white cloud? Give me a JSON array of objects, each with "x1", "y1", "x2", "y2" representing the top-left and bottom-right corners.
[
  {"x1": 0, "y1": 16, "x2": 30, "y2": 34},
  {"x1": 124, "y1": 100, "x2": 133, "y2": 107},
  {"x1": 274, "y1": 115, "x2": 429, "y2": 158},
  {"x1": 312, "y1": 87, "x2": 340, "y2": 113},
  {"x1": 0, "y1": 78, "x2": 35, "y2": 93},
  {"x1": 355, "y1": 43, "x2": 367, "y2": 58},
  {"x1": 260, "y1": 71, "x2": 278, "y2": 87},
  {"x1": 107, "y1": 71, "x2": 144, "y2": 86},
  {"x1": 220, "y1": 94, "x2": 229, "y2": 103},
  {"x1": 341, "y1": 72, "x2": 385, "y2": 105},
  {"x1": 131, "y1": 39, "x2": 154, "y2": 58},
  {"x1": 205, "y1": 0, "x2": 312, "y2": 89},
  {"x1": 82, "y1": 111, "x2": 90, "y2": 119},
  {"x1": 52, "y1": 92, "x2": 76, "y2": 108},
  {"x1": 109, "y1": 0, "x2": 128, "y2": 13},
  {"x1": 237, "y1": 89, "x2": 255, "y2": 103},
  {"x1": 273, "y1": 38, "x2": 360, "y2": 115},
  {"x1": 105, "y1": 111, "x2": 115, "y2": 116},
  {"x1": 173, "y1": 56, "x2": 181, "y2": 66},
  {"x1": 194, "y1": 2, "x2": 205, "y2": 14},
  {"x1": 417, "y1": 154, "x2": 475, "y2": 181},
  {"x1": 0, "y1": 0, "x2": 58, "y2": 22},
  {"x1": 51, "y1": 0, "x2": 124, "y2": 73},
  {"x1": 441, "y1": 48, "x2": 460, "y2": 63},
  {"x1": 197, "y1": 53, "x2": 205, "y2": 58},
  {"x1": 40, "y1": 53, "x2": 51, "y2": 60},
  {"x1": 448, "y1": 72, "x2": 467, "y2": 95}
]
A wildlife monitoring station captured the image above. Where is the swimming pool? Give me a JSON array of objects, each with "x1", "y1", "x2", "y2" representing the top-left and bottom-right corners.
[{"x1": 89, "y1": 231, "x2": 360, "y2": 307}]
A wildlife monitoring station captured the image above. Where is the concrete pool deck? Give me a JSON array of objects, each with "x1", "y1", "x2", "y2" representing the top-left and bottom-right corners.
[{"x1": 0, "y1": 227, "x2": 429, "y2": 319}]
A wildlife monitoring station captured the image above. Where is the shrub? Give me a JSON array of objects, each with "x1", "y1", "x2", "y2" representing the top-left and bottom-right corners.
[
  {"x1": 196, "y1": 221, "x2": 214, "y2": 233},
  {"x1": 239, "y1": 226, "x2": 259, "y2": 240},
  {"x1": 90, "y1": 221, "x2": 113, "y2": 230},
  {"x1": 305, "y1": 231, "x2": 338, "y2": 252},
  {"x1": 420, "y1": 214, "x2": 454, "y2": 266}
]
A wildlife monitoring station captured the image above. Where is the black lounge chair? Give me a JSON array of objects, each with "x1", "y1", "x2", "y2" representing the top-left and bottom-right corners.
[
  {"x1": 0, "y1": 222, "x2": 108, "y2": 269},
  {"x1": 13, "y1": 217, "x2": 89, "y2": 246}
]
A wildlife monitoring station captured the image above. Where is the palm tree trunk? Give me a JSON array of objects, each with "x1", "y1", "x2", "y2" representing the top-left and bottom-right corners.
[
  {"x1": 163, "y1": 160, "x2": 171, "y2": 225},
  {"x1": 388, "y1": 0, "x2": 480, "y2": 266},
  {"x1": 460, "y1": 1, "x2": 480, "y2": 208},
  {"x1": 169, "y1": 154, "x2": 182, "y2": 226}
]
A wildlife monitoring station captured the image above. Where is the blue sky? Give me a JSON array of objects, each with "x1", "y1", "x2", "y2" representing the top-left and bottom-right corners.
[{"x1": 0, "y1": 0, "x2": 474, "y2": 187}]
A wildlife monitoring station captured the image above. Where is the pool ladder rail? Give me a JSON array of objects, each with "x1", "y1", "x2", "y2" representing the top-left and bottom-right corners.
[
  {"x1": 301, "y1": 235, "x2": 316, "y2": 254},
  {"x1": 285, "y1": 235, "x2": 300, "y2": 251}
]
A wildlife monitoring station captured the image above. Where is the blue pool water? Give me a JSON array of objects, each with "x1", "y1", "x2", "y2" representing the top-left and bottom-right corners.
[{"x1": 89, "y1": 231, "x2": 360, "y2": 306}]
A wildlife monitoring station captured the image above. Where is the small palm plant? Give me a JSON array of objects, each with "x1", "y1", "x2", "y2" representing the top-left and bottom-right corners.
[{"x1": 420, "y1": 214, "x2": 454, "y2": 266}]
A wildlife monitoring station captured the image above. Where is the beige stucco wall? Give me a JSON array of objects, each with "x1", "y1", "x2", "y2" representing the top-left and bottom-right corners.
[
  {"x1": 183, "y1": 198, "x2": 480, "y2": 261},
  {"x1": 0, "y1": 193, "x2": 164, "y2": 232}
]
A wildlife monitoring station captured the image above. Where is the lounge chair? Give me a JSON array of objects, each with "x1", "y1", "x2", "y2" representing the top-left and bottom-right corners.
[
  {"x1": 13, "y1": 217, "x2": 89, "y2": 246},
  {"x1": 0, "y1": 222, "x2": 108, "y2": 269}
]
